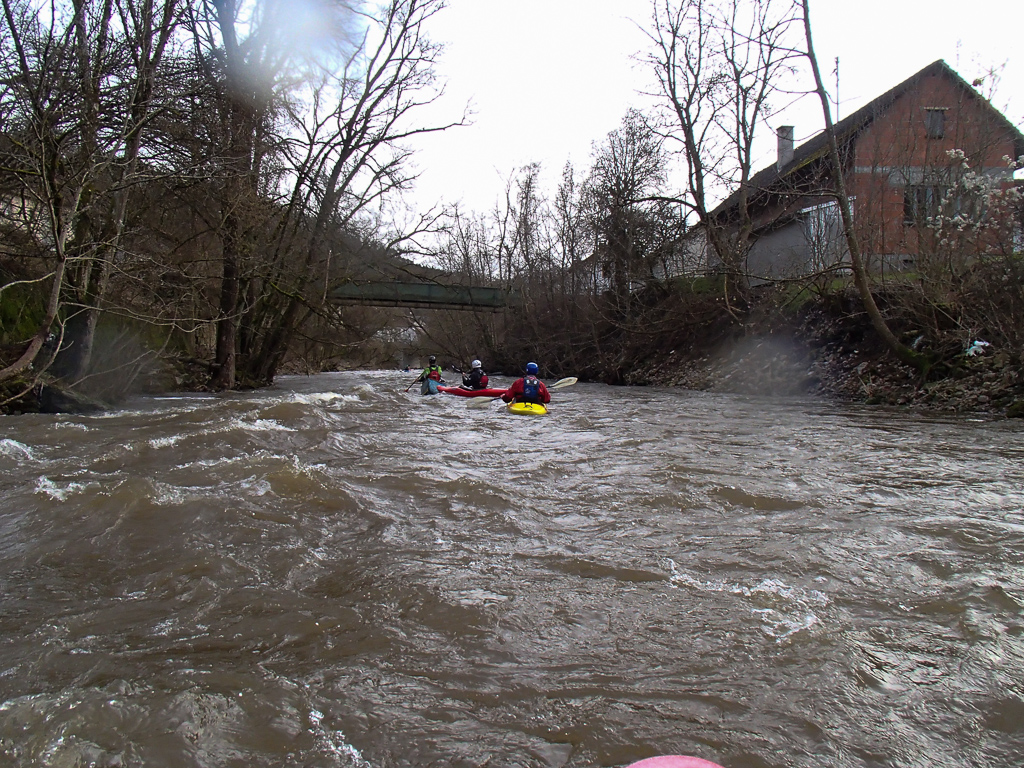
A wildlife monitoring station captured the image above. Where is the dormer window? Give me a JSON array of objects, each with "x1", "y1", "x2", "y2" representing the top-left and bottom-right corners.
[{"x1": 924, "y1": 108, "x2": 947, "y2": 139}]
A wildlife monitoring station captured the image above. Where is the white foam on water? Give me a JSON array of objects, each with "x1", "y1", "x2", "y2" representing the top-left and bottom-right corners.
[
  {"x1": 239, "y1": 418, "x2": 295, "y2": 432},
  {"x1": 301, "y1": 391, "x2": 361, "y2": 404},
  {"x1": 148, "y1": 416, "x2": 294, "y2": 448},
  {"x1": 151, "y1": 483, "x2": 189, "y2": 506},
  {"x1": 52, "y1": 422, "x2": 89, "y2": 431},
  {"x1": 752, "y1": 608, "x2": 820, "y2": 642},
  {"x1": 239, "y1": 477, "x2": 272, "y2": 496},
  {"x1": 0, "y1": 438, "x2": 34, "y2": 460},
  {"x1": 450, "y1": 588, "x2": 509, "y2": 606},
  {"x1": 265, "y1": 391, "x2": 362, "y2": 408},
  {"x1": 150, "y1": 475, "x2": 271, "y2": 505},
  {"x1": 173, "y1": 454, "x2": 268, "y2": 471},
  {"x1": 154, "y1": 455, "x2": 325, "y2": 507},
  {"x1": 665, "y1": 558, "x2": 828, "y2": 643},
  {"x1": 35, "y1": 476, "x2": 88, "y2": 501},
  {"x1": 309, "y1": 708, "x2": 373, "y2": 766},
  {"x1": 746, "y1": 576, "x2": 829, "y2": 606},
  {"x1": 91, "y1": 408, "x2": 159, "y2": 420},
  {"x1": 665, "y1": 566, "x2": 733, "y2": 595},
  {"x1": 153, "y1": 618, "x2": 178, "y2": 637},
  {"x1": 151, "y1": 395, "x2": 216, "y2": 401},
  {"x1": 149, "y1": 435, "x2": 182, "y2": 448}
]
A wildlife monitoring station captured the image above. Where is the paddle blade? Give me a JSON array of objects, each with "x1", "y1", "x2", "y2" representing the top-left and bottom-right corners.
[
  {"x1": 467, "y1": 397, "x2": 501, "y2": 408},
  {"x1": 550, "y1": 376, "x2": 578, "y2": 389}
]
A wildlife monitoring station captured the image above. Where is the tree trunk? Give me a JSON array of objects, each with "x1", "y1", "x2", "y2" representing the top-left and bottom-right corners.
[
  {"x1": 802, "y1": 0, "x2": 926, "y2": 372},
  {"x1": 209, "y1": 1, "x2": 256, "y2": 391},
  {"x1": 211, "y1": 219, "x2": 241, "y2": 390},
  {"x1": 0, "y1": 259, "x2": 67, "y2": 382}
]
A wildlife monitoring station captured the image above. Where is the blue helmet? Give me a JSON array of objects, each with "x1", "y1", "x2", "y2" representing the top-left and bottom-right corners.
[{"x1": 525, "y1": 362, "x2": 539, "y2": 374}]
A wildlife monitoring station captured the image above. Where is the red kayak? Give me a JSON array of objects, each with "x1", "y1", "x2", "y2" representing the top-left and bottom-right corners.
[{"x1": 437, "y1": 386, "x2": 507, "y2": 398}]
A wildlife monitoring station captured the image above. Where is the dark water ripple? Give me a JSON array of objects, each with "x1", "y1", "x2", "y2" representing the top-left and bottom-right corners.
[{"x1": 1, "y1": 371, "x2": 1023, "y2": 767}]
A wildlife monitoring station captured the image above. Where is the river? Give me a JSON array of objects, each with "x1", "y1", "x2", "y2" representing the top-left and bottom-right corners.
[{"x1": 1, "y1": 370, "x2": 1022, "y2": 767}]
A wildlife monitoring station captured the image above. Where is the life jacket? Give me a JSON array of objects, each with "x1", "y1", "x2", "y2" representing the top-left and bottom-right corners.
[
  {"x1": 463, "y1": 369, "x2": 487, "y2": 390},
  {"x1": 426, "y1": 365, "x2": 442, "y2": 381},
  {"x1": 521, "y1": 375, "x2": 541, "y2": 402}
]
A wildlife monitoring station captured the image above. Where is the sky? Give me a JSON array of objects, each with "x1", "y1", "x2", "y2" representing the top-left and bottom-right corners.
[{"x1": 404, "y1": 0, "x2": 1024, "y2": 216}]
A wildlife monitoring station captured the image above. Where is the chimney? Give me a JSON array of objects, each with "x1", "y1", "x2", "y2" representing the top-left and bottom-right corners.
[{"x1": 777, "y1": 125, "x2": 794, "y2": 170}]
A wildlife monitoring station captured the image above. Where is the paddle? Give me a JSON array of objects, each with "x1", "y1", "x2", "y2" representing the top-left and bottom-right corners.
[
  {"x1": 466, "y1": 391, "x2": 505, "y2": 408},
  {"x1": 404, "y1": 376, "x2": 421, "y2": 393},
  {"x1": 467, "y1": 376, "x2": 578, "y2": 408}
]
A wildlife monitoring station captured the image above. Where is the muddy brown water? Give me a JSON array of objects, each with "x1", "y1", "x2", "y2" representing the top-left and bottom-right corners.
[{"x1": 1, "y1": 371, "x2": 1022, "y2": 767}]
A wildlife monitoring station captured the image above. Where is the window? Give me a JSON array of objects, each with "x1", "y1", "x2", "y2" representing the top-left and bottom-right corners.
[
  {"x1": 924, "y1": 108, "x2": 946, "y2": 139},
  {"x1": 904, "y1": 184, "x2": 947, "y2": 225},
  {"x1": 799, "y1": 199, "x2": 850, "y2": 270}
]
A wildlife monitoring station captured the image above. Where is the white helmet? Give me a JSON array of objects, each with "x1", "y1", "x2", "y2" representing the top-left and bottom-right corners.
[{"x1": 471, "y1": 359, "x2": 482, "y2": 369}]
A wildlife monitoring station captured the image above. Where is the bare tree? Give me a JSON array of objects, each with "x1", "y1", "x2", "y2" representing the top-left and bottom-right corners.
[
  {"x1": 188, "y1": 0, "x2": 461, "y2": 388},
  {"x1": 0, "y1": 0, "x2": 84, "y2": 382},
  {"x1": 55, "y1": 0, "x2": 186, "y2": 383},
  {"x1": 644, "y1": 0, "x2": 802, "y2": 313},
  {"x1": 425, "y1": 112, "x2": 687, "y2": 380},
  {"x1": 186, "y1": 0, "x2": 295, "y2": 388},
  {"x1": 585, "y1": 109, "x2": 673, "y2": 310},
  {"x1": 553, "y1": 161, "x2": 590, "y2": 295},
  {"x1": 0, "y1": 0, "x2": 185, "y2": 388},
  {"x1": 799, "y1": 0, "x2": 923, "y2": 371}
]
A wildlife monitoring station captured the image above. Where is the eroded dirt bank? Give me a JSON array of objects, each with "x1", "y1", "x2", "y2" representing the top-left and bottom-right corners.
[{"x1": 626, "y1": 303, "x2": 1024, "y2": 418}]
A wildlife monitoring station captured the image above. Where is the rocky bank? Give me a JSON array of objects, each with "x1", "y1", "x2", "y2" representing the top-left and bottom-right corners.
[{"x1": 628, "y1": 312, "x2": 1024, "y2": 419}]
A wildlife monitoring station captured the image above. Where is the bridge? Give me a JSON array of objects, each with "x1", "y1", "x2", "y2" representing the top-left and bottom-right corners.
[{"x1": 329, "y1": 281, "x2": 520, "y2": 311}]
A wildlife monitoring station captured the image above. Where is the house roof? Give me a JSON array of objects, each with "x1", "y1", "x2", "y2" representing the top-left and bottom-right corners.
[{"x1": 711, "y1": 59, "x2": 1024, "y2": 218}]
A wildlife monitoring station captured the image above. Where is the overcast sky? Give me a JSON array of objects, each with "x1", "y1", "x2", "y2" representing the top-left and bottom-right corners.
[{"x1": 404, "y1": 0, "x2": 1023, "y2": 216}]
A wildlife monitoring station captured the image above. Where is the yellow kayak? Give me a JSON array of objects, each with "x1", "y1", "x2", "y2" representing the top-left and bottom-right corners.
[{"x1": 506, "y1": 401, "x2": 548, "y2": 416}]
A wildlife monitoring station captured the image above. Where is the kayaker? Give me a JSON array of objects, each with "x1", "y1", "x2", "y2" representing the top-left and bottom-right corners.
[
  {"x1": 502, "y1": 361, "x2": 550, "y2": 405},
  {"x1": 415, "y1": 355, "x2": 445, "y2": 384},
  {"x1": 460, "y1": 359, "x2": 489, "y2": 390},
  {"x1": 414, "y1": 355, "x2": 446, "y2": 395}
]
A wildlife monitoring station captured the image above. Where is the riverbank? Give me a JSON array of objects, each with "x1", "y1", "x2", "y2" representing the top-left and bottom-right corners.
[
  {"x1": 626, "y1": 301, "x2": 1024, "y2": 418},
  {"x1": 5, "y1": 342, "x2": 1023, "y2": 418},
  {"x1": 5, "y1": 291, "x2": 1023, "y2": 418}
]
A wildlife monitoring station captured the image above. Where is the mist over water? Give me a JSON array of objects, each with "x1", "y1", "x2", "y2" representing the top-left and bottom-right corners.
[{"x1": 1, "y1": 371, "x2": 1022, "y2": 767}]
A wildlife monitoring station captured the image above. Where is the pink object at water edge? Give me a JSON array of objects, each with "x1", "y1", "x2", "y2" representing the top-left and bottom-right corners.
[{"x1": 625, "y1": 757, "x2": 726, "y2": 768}]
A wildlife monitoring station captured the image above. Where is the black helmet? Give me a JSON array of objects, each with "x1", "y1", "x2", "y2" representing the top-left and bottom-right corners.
[{"x1": 428, "y1": 355, "x2": 436, "y2": 364}]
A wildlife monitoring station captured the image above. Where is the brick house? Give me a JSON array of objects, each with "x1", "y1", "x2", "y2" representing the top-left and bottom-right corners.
[{"x1": 699, "y1": 59, "x2": 1024, "y2": 282}]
